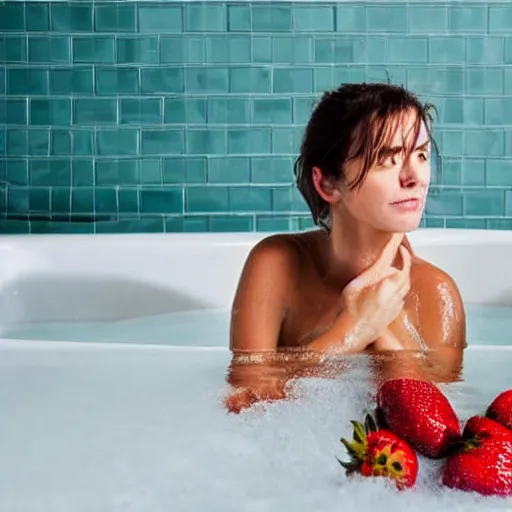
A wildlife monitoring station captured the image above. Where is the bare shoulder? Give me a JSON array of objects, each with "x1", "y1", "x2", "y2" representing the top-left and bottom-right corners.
[{"x1": 411, "y1": 256, "x2": 462, "y2": 299}]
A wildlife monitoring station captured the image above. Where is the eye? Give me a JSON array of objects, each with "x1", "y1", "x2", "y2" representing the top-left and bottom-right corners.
[
  {"x1": 378, "y1": 152, "x2": 400, "y2": 168},
  {"x1": 417, "y1": 151, "x2": 429, "y2": 162}
]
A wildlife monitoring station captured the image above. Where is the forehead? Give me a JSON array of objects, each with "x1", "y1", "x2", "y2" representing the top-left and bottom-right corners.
[{"x1": 389, "y1": 111, "x2": 430, "y2": 148}]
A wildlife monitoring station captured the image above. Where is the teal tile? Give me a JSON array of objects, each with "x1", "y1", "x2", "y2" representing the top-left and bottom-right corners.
[
  {"x1": 230, "y1": 67, "x2": 271, "y2": 93},
  {"x1": 447, "y1": 219, "x2": 486, "y2": 229},
  {"x1": 72, "y1": 130, "x2": 93, "y2": 156},
  {"x1": 253, "y1": 36, "x2": 272, "y2": 63},
  {"x1": 229, "y1": 187, "x2": 271, "y2": 212},
  {"x1": 30, "y1": 159, "x2": 71, "y2": 186},
  {"x1": 165, "y1": 215, "x2": 209, "y2": 233},
  {"x1": 96, "y1": 217, "x2": 164, "y2": 234},
  {"x1": 95, "y1": 159, "x2": 139, "y2": 186},
  {"x1": 298, "y1": 217, "x2": 315, "y2": 230},
  {"x1": 367, "y1": 6, "x2": 406, "y2": 32},
  {"x1": 274, "y1": 36, "x2": 313, "y2": 64},
  {"x1": 31, "y1": 222, "x2": 96, "y2": 235},
  {"x1": 208, "y1": 157, "x2": 250, "y2": 184},
  {"x1": 486, "y1": 160, "x2": 512, "y2": 186},
  {"x1": 293, "y1": 97, "x2": 316, "y2": 124},
  {"x1": 50, "y1": 68, "x2": 93, "y2": 95},
  {"x1": 407, "y1": 68, "x2": 463, "y2": 94},
  {"x1": 206, "y1": 36, "x2": 251, "y2": 64},
  {"x1": 28, "y1": 36, "x2": 69, "y2": 64},
  {"x1": 387, "y1": 37, "x2": 428, "y2": 63},
  {"x1": 251, "y1": 157, "x2": 293, "y2": 184},
  {"x1": 117, "y1": 37, "x2": 158, "y2": 65},
  {"x1": 1, "y1": 99, "x2": 27, "y2": 125},
  {"x1": 425, "y1": 191, "x2": 463, "y2": 216},
  {"x1": 73, "y1": 37, "x2": 115, "y2": 64},
  {"x1": 140, "y1": 159, "x2": 162, "y2": 185},
  {"x1": 118, "y1": 188, "x2": 138, "y2": 214},
  {"x1": 228, "y1": 5, "x2": 250, "y2": 32},
  {"x1": 138, "y1": 5, "x2": 181, "y2": 33},
  {"x1": 228, "y1": 128, "x2": 270, "y2": 155},
  {"x1": 439, "y1": 130, "x2": 464, "y2": 157},
  {"x1": 74, "y1": 99, "x2": 117, "y2": 124},
  {"x1": 0, "y1": 69, "x2": 5, "y2": 95},
  {"x1": 95, "y1": 188, "x2": 117, "y2": 214},
  {"x1": 0, "y1": 129, "x2": 4, "y2": 155},
  {"x1": 429, "y1": 37, "x2": 465, "y2": 64},
  {"x1": 8, "y1": 188, "x2": 29, "y2": 212},
  {"x1": 252, "y1": 6, "x2": 292, "y2": 32},
  {"x1": 0, "y1": 220, "x2": 29, "y2": 234},
  {"x1": 272, "y1": 187, "x2": 308, "y2": 213},
  {"x1": 467, "y1": 37, "x2": 504, "y2": 64},
  {"x1": 51, "y1": 188, "x2": 71, "y2": 214},
  {"x1": 505, "y1": 193, "x2": 512, "y2": 217},
  {"x1": 409, "y1": 7, "x2": 448, "y2": 33},
  {"x1": 273, "y1": 68, "x2": 313, "y2": 93},
  {"x1": 256, "y1": 215, "x2": 298, "y2": 232},
  {"x1": 96, "y1": 4, "x2": 136, "y2": 32},
  {"x1": 164, "y1": 98, "x2": 206, "y2": 124},
  {"x1": 140, "y1": 187, "x2": 183, "y2": 214},
  {"x1": 441, "y1": 159, "x2": 462, "y2": 186},
  {"x1": 486, "y1": 218, "x2": 512, "y2": 230},
  {"x1": 464, "y1": 190, "x2": 504, "y2": 216},
  {"x1": 252, "y1": 98, "x2": 291, "y2": 124},
  {"x1": 466, "y1": 68, "x2": 503, "y2": 95},
  {"x1": 26, "y1": 3, "x2": 49, "y2": 31},
  {"x1": 163, "y1": 157, "x2": 206, "y2": 184},
  {"x1": 186, "y1": 186, "x2": 229, "y2": 213},
  {"x1": 141, "y1": 68, "x2": 184, "y2": 94},
  {"x1": 449, "y1": 7, "x2": 487, "y2": 32},
  {"x1": 425, "y1": 217, "x2": 444, "y2": 228},
  {"x1": 505, "y1": 39, "x2": 512, "y2": 64},
  {"x1": 29, "y1": 130, "x2": 50, "y2": 156},
  {"x1": 365, "y1": 66, "x2": 406, "y2": 87},
  {"x1": 504, "y1": 69, "x2": 512, "y2": 94},
  {"x1": 141, "y1": 129, "x2": 185, "y2": 155},
  {"x1": 0, "y1": 159, "x2": 28, "y2": 185},
  {"x1": 184, "y1": 4, "x2": 226, "y2": 32},
  {"x1": 485, "y1": 99, "x2": 512, "y2": 125},
  {"x1": 71, "y1": 189, "x2": 93, "y2": 214},
  {"x1": 7, "y1": 69, "x2": 48, "y2": 95},
  {"x1": 293, "y1": 6, "x2": 334, "y2": 32},
  {"x1": 120, "y1": 98, "x2": 162, "y2": 125},
  {"x1": 6, "y1": 129, "x2": 27, "y2": 155},
  {"x1": 30, "y1": 99, "x2": 71, "y2": 126},
  {"x1": 95, "y1": 68, "x2": 139, "y2": 95},
  {"x1": 51, "y1": 4, "x2": 93, "y2": 32},
  {"x1": 51, "y1": 130, "x2": 72, "y2": 156},
  {"x1": 187, "y1": 129, "x2": 227, "y2": 155},
  {"x1": 489, "y1": 6, "x2": 512, "y2": 33},
  {"x1": 30, "y1": 189, "x2": 50, "y2": 213},
  {"x1": 465, "y1": 130, "x2": 504, "y2": 157},
  {"x1": 96, "y1": 129, "x2": 139, "y2": 156},
  {"x1": 464, "y1": 99, "x2": 484, "y2": 125},
  {"x1": 0, "y1": 36, "x2": 26, "y2": 63},
  {"x1": 185, "y1": 67, "x2": 228, "y2": 93},
  {"x1": 0, "y1": 3, "x2": 25, "y2": 31},
  {"x1": 160, "y1": 36, "x2": 204, "y2": 64},
  {"x1": 462, "y1": 159, "x2": 485, "y2": 186},
  {"x1": 72, "y1": 160, "x2": 94, "y2": 187},
  {"x1": 207, "y1": 98, "x2": 250, "y2": 124},
  {"x1": 336, "y1": 5, "x2": 365, "y2": 33},
  {"x1": 271, "y1": 127, "x2": 303, "y2": 154},
  {"x1": 209, "y1": 215, "x2": 253, "y2": 232}
]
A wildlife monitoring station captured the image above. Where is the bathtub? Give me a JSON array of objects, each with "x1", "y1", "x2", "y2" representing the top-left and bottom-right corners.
[{"x1": 0, "y1": 228, "x2": 511, "y2": 511}]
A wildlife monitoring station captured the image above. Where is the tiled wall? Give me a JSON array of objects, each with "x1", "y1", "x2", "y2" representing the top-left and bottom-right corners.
[{"x1": 2, "y1": 1, "x2": 512, "y2": 234}]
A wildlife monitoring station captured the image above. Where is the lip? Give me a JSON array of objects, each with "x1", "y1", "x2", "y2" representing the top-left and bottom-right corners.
[{"x1": 390, "y1": 198, "x2": 422, "y2": 212}]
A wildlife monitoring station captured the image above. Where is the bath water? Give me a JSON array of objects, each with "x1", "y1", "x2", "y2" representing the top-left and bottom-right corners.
[{"x1": 0, "y1": 304, "x2": 511, "y2": 511}]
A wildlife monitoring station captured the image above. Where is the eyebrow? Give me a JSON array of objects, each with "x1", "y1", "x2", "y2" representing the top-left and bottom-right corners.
[{"x1": 381, "y1": 139, "x2": 431, "y2": 154}]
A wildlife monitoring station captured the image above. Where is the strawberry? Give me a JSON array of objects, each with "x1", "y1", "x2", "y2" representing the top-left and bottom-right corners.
[
  {"x1": 376, "y1": 378, "x2": 461, "y2": 459},
  {"x1": 486, "y1": 388, "x2": 512, "y2": 431},
  {"x1": 337, "y1": 413, "x2": 418, "y2": 491},
  {"x1": 442, "y1": 415, "x2": 512, "y2": 496}
]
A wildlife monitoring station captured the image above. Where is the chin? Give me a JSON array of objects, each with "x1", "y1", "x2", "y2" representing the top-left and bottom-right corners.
[{"x1": 377, "y1": 216, "x2": 422, "y2": 233}]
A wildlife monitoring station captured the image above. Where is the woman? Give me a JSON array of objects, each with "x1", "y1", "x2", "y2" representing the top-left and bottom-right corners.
[{"x1": 225, "y1": 83, "x2": 466, "y2": 413}]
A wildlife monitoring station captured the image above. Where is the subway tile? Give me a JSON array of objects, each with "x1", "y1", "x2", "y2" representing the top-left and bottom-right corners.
[
  {"x1": 208, "y1": 157, "x2": 250, "y2": 184},
  {"x1": 95, "y1": 68, "x2": 139, "y2": 95},
  {"x1": 30, "y1": 159, "x2": 71, "y2": 186},
  {"x1": 51, "y1": 188, "x2": 71, "y2": 215},
  {"x1": 462, "y1": 159, "x2": 485, "y2": 186},
  {"x1": 253, "y1": 36, "x2": 272, "y2": 63},
  {"x1": 252, "y1": 6, "x2": 292, "y2": 32},
  {"x1": 256, "y1": 215, "x2": 299, "y2": 232},
  {"x1": 187, "y1": 129, "x2": 227, "y2": 155},
  {"x1": 117, "y1": 37, "x2": 158, "y2": 65},
  {"x1": 387, "y1": 37, "x2": 428, "y2": 63},
  {"x1": 140, "y1": 188, "x2": 183, "y2": 214},
  {"x1": 228, "y1": 128, "x2": 271, "y2": 155},
  {"x1": 449, "y1": 7, "x2": 487, "y2": 33},
  {"x1": 72, "y1": 160, "x2": 94, "y2": 187},
  {"x1": 138, "y1": 5, "x2": 181, "y2": 33},
  {"x1": 71, "y1": 189, "x2": 93, "y2": 214},
  {"x1": 51, "y1": 4, "x2": 93, "y2": 32},
  {"x1": 425, "y1": 191, "x2": 463, "y2": 216},
  {"x1": 252, "y1": 98, "x2": 292, "y2": 124},
  {"x1": 30, "y1": 189, "x2": 50, "y2": 213},
  {"x1": 251, "y1": 157, "x2": 293, "y2": 184},
  {"x1": 51, "y1": 130, "x2": 72, "y2": 156},
  {"x1": 164, "y1": 98, "x2": 206, "y2": 124},
  {"x1": 366, "y1": 6, "x2": 406, "y2": 33},
  {"x1": 429, "y1": 37, "x2": 466, "y2": 64},
  {"x1": 73, "y1": 99, "x2": 117, "y2": 125},
  {"x1": 293, "y1": 6, "x2": 334, "y2": 32},
  {"x1": 72, "y1": 130, "x2": 94, "y2": 156},
  {"x1": 96, "y1": 4, "x2": 136, "y2": 33},
  {"x1": 485, "y1": 99, "x2": 512, "y2": 125},
  {"x1": 163, "y1": 157, "x2": 206, "y2": 184},
  {"x1": 273, "y1": 68, "x2": 313, "y2": 93},
  {"x1": 0, "y1": 3, "x2": 24, "y2": 31},
  {"x1": 26, "y1": 3, "x2": 48, "y2": 31},
  {"x1": 336, "y1": 5, "x2": 366, "y2": 33},
  {"x1": 464, "y1": 190, "x2": 504, "y2": 216},
  {"x1": 28, "y1": 36, "x2": 70, "y2": 64},
  {"x1": 95, "y1": 159, "x2": 139, "y2": 186},
  {"x1": 207, "y1": 98, "x2": 250, "y2": 124},
  {"x1": 30, "y1": 99, "x2": 71, "y2": 126},
  {"x1": 165, "y1": 215, "x2": 209, "y2": 233},
  {"x1": 487, "y1": 218, "x2": 512, "y2": 230},
  {"x1": 293, "y1": 97, "x2": 316, "y2": 124},
  {"x1": 466, "y1": 37, "x2": 504, "y2": 64},
  {"x1": 486, "y1": 160, "x2": 512, "y2": 186},
  {"x1": 489, "y1": 6, "x2": 512, "y2": 33},
  {"x1": 73, "y1": 37, "x2": 115, "y2": 64},
  {"x1": 407, "y1": 68, "x2": 463, "y2": 94},
  {"x1": 184, "y1": 4, "x2": 226, "y2": 32},
  {"x1": 228, "y1": 5, "x2": 250, "y2": 32},
  {"x1": 141, "y1": 128, "x2": 185, "y2": 155},
  {"x1": 272, "y1": 127, "x2": 303, "y2": 154},
  {"x1": 7, "y1": 69, "x2": 48, "y2": 95},
  {"x1": 161, "y1": 36, "x2": 205, "y2": 64},
  {"x1": 140, "y1": 159, "x2": 162, "y2": 185},
  {"x1": 8, "y1": 188, "x2": 29, "y2": 213},
  {"x1": 272, "y1": 187, "x2": 308, "y2": 213},
  {"x1": 0, "y1": 36, "x2": 26, "y2": 63},
  {"x1": 209, "y1": 215, "x2": 253, "y2": 233},
  {"x1": 1, "y1": 99, "x2": 27, "y2": 125},
  {"x1": 186, "y1": 186, "x2": 229, "y2": 213},
  {"x1": 50, "y1": 68, "x2": 93, "y2": 95},
  {"x1": 95, "y1": 188, "x2": 118, "y2": 214},
  {"x1": 206, "y1": 36, "x2": 251, "y2": 64},
  {"x1": 229, "y1": 187, "x2": 272, "y2": 212},
  {"x1": 118, "y1": 189, "x2": 138, "y2": 214},
  {"x1": 141, "y1": 68, "x2": 184, "y2": 94},
  {"x1": 409, "y1": 7, "x2": 448, "y2": 33},
  {"x1": 466, "y1": 68, "x2": 503, "y2": 95},
  {"x1": 121, "y1": 98, "x2": 162, "y2": 125},
  {"x1": 185, "y1": 67, "x2": 228, "y2": 93},
  {"x1": 465, "y1": 130, "x2": 504, "y2": 157},
  {"x1": 96, "y1": 129, "x2": 139, "y2": 156},
  {"x1": 230, "y1": 67, "x2": 271, "y2": 93},
  {"x1": 446, "y1": 218, "x2": 486, "y2": 229},
  {"x1": 274, "y1": 36, "x2": 313, "y2": 64},
  {"x1": 0, "y1": 159, "x2": 28, "y2": 186},
  {"x1": 440, "y1": 159, "x2": 462, "y2": 186}
]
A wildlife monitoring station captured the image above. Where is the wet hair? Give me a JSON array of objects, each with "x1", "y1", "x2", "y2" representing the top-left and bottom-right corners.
[{"x1": 293, "y1": 82, "x2": 440, "y2": 231}]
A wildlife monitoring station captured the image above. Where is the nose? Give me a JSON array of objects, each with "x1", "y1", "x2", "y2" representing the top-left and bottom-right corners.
[{"x1": 399, "y1": 156, "x2": 422, "y2": 189}]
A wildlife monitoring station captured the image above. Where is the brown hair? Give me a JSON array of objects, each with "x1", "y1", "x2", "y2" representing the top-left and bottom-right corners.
[{"x1": 293, "y1": 82, "x2": 439, "y2": 231}]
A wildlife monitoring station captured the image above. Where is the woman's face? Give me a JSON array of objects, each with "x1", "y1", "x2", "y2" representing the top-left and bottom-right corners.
[{"x1": 338, "y1": 110, "x2": 431, "y2": 234}]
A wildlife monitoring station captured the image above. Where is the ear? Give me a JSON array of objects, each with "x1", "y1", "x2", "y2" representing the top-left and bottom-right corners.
[{"x1": 312, "y1": 166, "x2": 343, "y2": 205}]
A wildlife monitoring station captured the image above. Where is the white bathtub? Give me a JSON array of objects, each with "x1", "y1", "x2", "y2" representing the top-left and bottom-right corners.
[{"x1": 0, "y1": 228, "x2": 511, "y2": 512}]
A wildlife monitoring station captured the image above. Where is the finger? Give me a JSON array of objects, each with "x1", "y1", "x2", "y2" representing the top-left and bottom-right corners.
[
  {"x1": 347, "y1": 266, "x2": 398, "y2": 293},
  {"x1": 398, "y1": 245, "x2": 412, "y2": 274}
]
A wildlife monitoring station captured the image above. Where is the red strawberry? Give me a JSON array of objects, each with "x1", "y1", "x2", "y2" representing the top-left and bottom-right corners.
[
  {"x1": 376, "y1": 378, "x2": 461, "y2": 458},
  {"x1": 486, "y1": 389, "x2": 512, "y2": 431},
  {"x1": 442, "y1": 415, "x2": 512, "y2": 496},
  {"x1": 338, "y1": 413, "x2": 418, "y2": 491}
]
